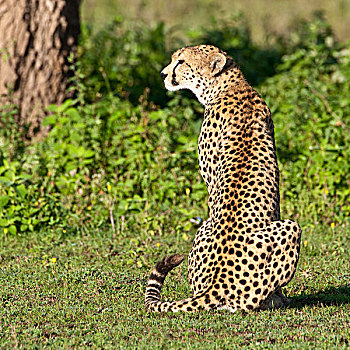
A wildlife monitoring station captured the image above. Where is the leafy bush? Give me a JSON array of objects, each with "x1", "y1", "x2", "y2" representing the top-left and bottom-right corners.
[
  {"x1": 79, "y1": 18, "x2": 169, "y2": 106},
  {"x1": 260, "y1": 16, "x2": 350, "y2": 223},
  {"x1": 0, "y1": 67, "x2": 206, "y2": 234}
]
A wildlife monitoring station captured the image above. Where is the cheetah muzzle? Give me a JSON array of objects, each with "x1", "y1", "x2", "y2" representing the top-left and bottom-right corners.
[{"x1": 145, "y1": 45, "x2": 302, "y2": 312}]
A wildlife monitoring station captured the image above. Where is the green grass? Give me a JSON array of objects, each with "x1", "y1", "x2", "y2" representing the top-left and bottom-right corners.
[{"x1": 1, "y1": 222, "x2": 349, "y2": 349}]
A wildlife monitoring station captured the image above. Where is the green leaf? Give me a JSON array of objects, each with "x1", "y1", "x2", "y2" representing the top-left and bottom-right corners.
[
  {"x1": 0, "y1": 219, "x2": 8, "y2": 227},
  {"x1": 8, "y1": 225, "x2": 17, "y2": 235},
  {"x1": 42, "y1": 115, "x2": 57, "y2": 126},
  {"x1": 15, "y1": 184, "x2": 27, "y2": 199},
  {"x1": 20, "y1": 224, "x2": 28, "y2": 232},
  {"x1": 46, "y1": 104, "x2": 59, "y2": 112},
  {"x1": 0, "y1": 195, "x2": 10, "y2": 208},
  {"x1": 66, "y1": 107, "x2": 80, "y2": 120},
  {"x1": 0, "y1": 177, "x2": 12, "y2": 187}
]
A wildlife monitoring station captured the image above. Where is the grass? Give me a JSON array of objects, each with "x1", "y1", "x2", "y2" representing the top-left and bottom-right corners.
[{"x1": 1, "y1": 221, "x2": 349, "y2": 349}]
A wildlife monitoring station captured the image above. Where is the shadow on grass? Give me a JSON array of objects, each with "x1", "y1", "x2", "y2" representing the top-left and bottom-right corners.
[{"x1": 290, "y1": 285, "x2": 350, "y2": 308}]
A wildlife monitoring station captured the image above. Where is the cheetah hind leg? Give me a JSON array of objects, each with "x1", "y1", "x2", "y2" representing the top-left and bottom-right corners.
[
  {"x1": 257, "y1": 219, "x2": 301, "y2": 310},
  {"x1": 259, "y1": 287, "x2": 290, "y2": 310}
]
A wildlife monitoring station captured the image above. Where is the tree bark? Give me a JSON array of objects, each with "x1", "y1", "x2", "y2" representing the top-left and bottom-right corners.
[{"x1": 0, "y1": 0, "x2": 81, "y2": 136}]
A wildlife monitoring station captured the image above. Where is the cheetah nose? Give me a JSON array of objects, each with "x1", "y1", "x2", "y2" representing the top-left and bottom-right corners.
[{"x1": 160, "y1": 72, "x2": 168, "y2": 80}]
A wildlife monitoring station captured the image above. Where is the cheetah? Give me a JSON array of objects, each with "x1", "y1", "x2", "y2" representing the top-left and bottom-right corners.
[{"x1": 145, "y1": 45, "x2": 301, "y2": 312}]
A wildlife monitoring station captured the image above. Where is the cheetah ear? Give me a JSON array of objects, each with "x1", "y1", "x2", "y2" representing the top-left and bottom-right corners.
[{"x1": 209, "y1": 52, "x2": 226, "y2": 76}]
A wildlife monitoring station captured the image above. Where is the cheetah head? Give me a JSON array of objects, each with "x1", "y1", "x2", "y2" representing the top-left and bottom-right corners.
[{"x1": 160, "y1": 45, "x2": 231, "y2": 104}]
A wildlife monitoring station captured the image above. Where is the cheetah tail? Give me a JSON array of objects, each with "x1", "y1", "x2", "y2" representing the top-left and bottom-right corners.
[{"x1": 145, "y1": 254, "x2": 215, "y2": 312}]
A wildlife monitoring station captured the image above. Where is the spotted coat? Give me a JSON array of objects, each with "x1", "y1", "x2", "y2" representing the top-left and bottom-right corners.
[{"x1": 145, "y1": 45, "x2": 301, "y2": 312}]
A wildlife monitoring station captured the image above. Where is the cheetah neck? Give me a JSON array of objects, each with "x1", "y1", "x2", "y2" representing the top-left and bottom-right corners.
[{"x1": 195, "y1": 67, "x2": 248, "y2": 106}]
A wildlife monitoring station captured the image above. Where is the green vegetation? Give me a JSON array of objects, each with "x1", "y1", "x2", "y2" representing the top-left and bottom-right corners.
[{"x1": 0, "y1": 14, "x2": 349, "y2": 349}]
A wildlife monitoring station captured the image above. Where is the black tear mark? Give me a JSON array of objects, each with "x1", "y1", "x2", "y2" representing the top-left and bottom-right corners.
[{"x1": 172, "y1": 60, "x2": 184, "y2": 86}]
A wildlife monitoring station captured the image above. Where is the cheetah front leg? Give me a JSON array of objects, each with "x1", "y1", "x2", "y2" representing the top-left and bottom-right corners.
[{"x1": 188, "y1": 218, "x2": 214, "y2": 296}]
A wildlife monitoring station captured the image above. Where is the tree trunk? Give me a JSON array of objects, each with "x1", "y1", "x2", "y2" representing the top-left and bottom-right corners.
[{"x1": 0, "y1": 0, "x2": 81, "y2": 136}]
